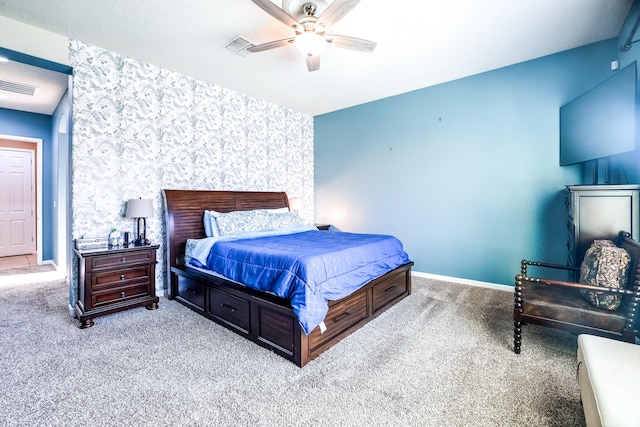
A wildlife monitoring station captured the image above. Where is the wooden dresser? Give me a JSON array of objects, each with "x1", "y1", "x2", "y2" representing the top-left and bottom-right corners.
[
  {"x1": 74, "y1": 244, "x2": 159, "y2": 328},
  {"x1": 566, "y1": 185, "x2": 640, "y2": 269}
]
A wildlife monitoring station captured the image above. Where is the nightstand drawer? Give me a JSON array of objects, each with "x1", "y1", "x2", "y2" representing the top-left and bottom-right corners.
[
  {"x1": 91, "y1": 251, "x2": 152, "y2": 269},
  {"x1": 208, "y1": 288, "x2": 250, "y2": 333},
  {"x1": 92, "y1": 266, "x2": 150, "y2": 289},
  {"x1": 92, "y1": 284, "x2": 149, "y2": 308}
]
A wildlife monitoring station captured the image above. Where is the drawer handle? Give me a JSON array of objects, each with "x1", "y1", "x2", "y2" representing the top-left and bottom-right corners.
[
  {"x1": 385, "y1": 285, "x2": 398, "y2": 294},
  {"x1": 220, "y1": 303, "x2": 236, "y2": 313},
  {"x1": 120, "y1": 291, "x2": 126, "y2": 298},
  {"x1": 333, "y1": 311, "x2": 351, "y2": 323},
  {"x1": 120, "y1": 274, "x2": 126, "y2": 280},
  {"x1": 121, "y1": 257, "x2": 126, "y2": 262}
]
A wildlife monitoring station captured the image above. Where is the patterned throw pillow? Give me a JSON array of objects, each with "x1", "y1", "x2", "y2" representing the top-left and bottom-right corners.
[
  {"x1": 215, "y1": 209, "x2": 305, "y2": 236},
  {"x1": 579, "y1": 240, "x2": 631, "y2": 311}
]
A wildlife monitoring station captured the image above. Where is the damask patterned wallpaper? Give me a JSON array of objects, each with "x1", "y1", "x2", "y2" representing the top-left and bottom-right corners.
[{"x1": 69, "y1": 40, "x2": 314, "y2": 303}]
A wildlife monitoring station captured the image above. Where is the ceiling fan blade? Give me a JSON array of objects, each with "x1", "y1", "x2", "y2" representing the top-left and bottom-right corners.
[
  {"x1": 325, "y1": 34, "x2": 376, "y2": 52},
  {"x1": 315, "y1": 0, "x2": 361, "y2": 29},
  {"x1": 249, "y1": 0, "x2": 300, "y2": 28},
  {"x1": 306, "y1": 55, "x2": 320, "y2": 72},
  {"x1": 247, "y1": 38, "x2": 295, "y2": 53}
]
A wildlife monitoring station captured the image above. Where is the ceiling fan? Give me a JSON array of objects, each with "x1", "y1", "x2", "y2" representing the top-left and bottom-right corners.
[{"x1": 247, "y1": 0, "x2": 377, "y2": 72}]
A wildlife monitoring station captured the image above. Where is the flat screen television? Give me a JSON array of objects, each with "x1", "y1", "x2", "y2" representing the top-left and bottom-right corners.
[{"x1": 560, "y1": 62, "x2": 638, "y2": 166}]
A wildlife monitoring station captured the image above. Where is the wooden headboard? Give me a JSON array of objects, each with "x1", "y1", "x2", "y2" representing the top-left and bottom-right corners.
[{"x1": 162, "y1": 189, "x2": 290, "y2": 274}]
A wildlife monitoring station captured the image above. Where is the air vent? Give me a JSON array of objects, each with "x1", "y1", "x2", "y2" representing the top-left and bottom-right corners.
[
  {"x1": 0, "y1": 80, "x2": 37, "y2": 96},
  {"x1": 224, "y1": 36, "x2": 255, "y2": 57}
]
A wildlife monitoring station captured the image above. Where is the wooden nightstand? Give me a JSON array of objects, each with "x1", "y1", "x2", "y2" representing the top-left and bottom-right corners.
[{"x1": 74, "y1": 244, "x2": 160, "y2": 328}]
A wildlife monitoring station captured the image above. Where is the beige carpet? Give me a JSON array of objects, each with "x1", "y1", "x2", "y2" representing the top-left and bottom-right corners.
[
  {"x1": 0, "y1": 264, "x2": 64, "y2": 288},
  {"x1": 0, "y1": 264, "x2": 55, "y2": 276},
  {"x1": 0, "y1": 275, "x2": 584, "y2": 426}
]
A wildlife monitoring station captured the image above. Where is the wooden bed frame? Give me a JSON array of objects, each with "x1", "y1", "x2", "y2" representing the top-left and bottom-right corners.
[{"x1": 163, "y1": 189, "x2": 414, "y2": 367}]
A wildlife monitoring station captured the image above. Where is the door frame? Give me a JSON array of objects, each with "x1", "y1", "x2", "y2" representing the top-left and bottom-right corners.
[{"x1": 0, "y1": 134, "x2": 42, "y2": 264}]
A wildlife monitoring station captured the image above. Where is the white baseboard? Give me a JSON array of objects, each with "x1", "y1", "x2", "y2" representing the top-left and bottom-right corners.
[{"x1": 412, "y1": 271, "x2": 512, "y2": 292}]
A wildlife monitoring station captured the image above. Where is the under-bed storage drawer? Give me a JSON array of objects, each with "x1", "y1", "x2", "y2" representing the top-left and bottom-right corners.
[
  {"x1": 177, "y1": 276, "x2": 205, "y2": 310},
  {"x1": 257, "y1": 307, "x2": 296, "y2": 356},
  {"x1": 208, "y1": 288, "x2": 250, "y2": 333},
  {"x1": 308, "y1": 289, "x2": 369, "y2": 352},
  {"x1": 372, "y1": 270, "x2": 408, "y2": 313}
]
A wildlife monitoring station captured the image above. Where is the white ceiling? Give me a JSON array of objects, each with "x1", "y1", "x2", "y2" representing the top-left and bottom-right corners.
[
  {"x1": 0, "y1": 59, "x2": 68, "y2": 115},
  {"x1": 0, "y1": 0, "x2": 634, "y2": 116}
]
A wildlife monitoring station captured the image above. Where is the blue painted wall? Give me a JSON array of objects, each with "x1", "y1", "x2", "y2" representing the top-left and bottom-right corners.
[
  {"x1": 0, "y1": 108, "x2": 54, "y2": 260},
  {"x1": 51, "y1": 88, "x2": 71, "y2": 269},
  {"x1": 617, "y1": 1, "x2": 640, "y2": 185},
  {"x1": 315, "y1": 38, "x2": 625, "y2": 285}
]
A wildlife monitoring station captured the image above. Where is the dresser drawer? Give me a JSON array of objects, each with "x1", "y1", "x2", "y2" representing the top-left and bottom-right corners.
[
  {"x1": 92, "y1": 266, "x2": 150, "y2": 290},
  {"x1": 91, "y1": 251, "x2": 152, "y2": 269},
  {"x1": 372, "y1": 270, "x2": 408, "y2": 312},
  {"x1": 208, "y1": 288, "x2": 250, "y2": 333},
  {"x1": 177, "y1": 276, "x2": 205, "y2": 310},
  {"x1": 308, "y1": 289, "x2": 368, "y2": 352},
  {"x1": 92, "y1": 284, "x2": 149, "y2": 308}
]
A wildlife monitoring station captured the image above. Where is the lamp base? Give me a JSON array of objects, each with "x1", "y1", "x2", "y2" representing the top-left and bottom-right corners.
[
  {"x1": 134, "y1": 217, "x2": 150, "y2": 246},
  {"x1": 133, "y1": 238, "x2": 150, "y2": 246}
]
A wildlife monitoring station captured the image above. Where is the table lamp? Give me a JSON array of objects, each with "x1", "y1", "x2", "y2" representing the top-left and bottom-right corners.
[{"x1": 126, "y1": 198, "x2": 154, "y2": 245}]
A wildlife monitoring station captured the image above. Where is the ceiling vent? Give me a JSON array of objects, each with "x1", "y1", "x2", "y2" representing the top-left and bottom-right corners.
[
  {"x1": 224, "y1": 36, "x2": 255, "y2": 57},
  {"x1": 0, "y1": 79, "x2": 37, "y2": 96}
]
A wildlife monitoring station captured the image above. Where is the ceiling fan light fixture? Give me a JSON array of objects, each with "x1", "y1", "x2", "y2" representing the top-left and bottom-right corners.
[{"x1": 294, "y1": 32, "x2": 327, "y2": 56}]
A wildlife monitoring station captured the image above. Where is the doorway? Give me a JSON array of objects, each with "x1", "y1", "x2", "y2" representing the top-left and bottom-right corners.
[{"x1": 0, "y1": 136, "x2": 42, "y2": 264}]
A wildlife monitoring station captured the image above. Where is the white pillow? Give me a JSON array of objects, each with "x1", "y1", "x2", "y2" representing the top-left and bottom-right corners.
[{"x1": 203, "y1": 210, "x2": 219, "y2": 237}]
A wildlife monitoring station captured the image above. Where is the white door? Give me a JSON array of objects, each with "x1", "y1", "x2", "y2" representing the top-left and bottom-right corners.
[{"x1": 0, "y1": 148, "x2": 35, "y2": 257}]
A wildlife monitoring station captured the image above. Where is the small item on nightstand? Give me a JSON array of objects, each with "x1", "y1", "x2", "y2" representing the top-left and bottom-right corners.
[
  {"x1": 109, "y1": 228, "x2": 122, "y2": 247},
  {"x1": 75, "y1": 237, "x2": 108, "y2": 250},
  {"x1": 123, "y1": 232, "x2": 130, "y2": 247}
]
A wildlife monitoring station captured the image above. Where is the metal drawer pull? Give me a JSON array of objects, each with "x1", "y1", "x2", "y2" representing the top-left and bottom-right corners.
[
  {"x1": 120, "y1": 274, "x2": 125, "y2": 280},
  {"x1": 333, "y1": 311, "x2": 351, "y2": 323},
  {"x1": 385, "y1": 285, "x2": 398, "y2": 293},
  {"x1": 121, "y1": 257, "x2": 126, "y2": 262},
  {"x1": 120, "y1": 291, "x2": 126, "y2": 298},
  {"x1": 220, "y1": 303, "x2": 236, "y2": 312}
]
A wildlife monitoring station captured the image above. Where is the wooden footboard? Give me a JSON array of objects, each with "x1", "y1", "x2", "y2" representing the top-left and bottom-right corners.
[
  {"x1": 163, "y1": 189, "x2": 413, "y2": 366},
  {"x1": 171, "y1": 262, "x2": 413, "y2": 367}
]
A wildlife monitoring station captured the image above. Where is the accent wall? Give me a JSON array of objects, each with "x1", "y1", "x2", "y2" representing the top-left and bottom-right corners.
[
  {"x1": 314, "y1": 38, "x2": 624, "y2": 286},
  {"x1": 68, "y1": 41, "x2": 314, "y2": 307}
]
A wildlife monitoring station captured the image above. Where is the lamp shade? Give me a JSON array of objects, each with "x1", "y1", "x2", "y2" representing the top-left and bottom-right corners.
[{"x1": 126, "y1": 199, "x2": 154, "y2": 218}]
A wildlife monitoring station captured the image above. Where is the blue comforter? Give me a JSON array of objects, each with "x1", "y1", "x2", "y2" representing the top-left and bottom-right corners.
[{"x1": 191, "y1": 229, "x2": 410, "y2": 334}]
